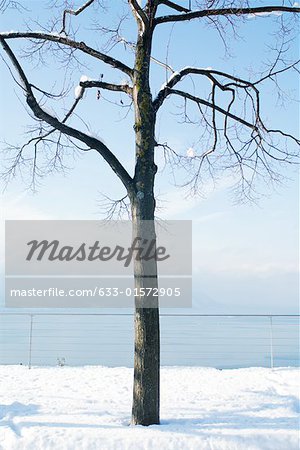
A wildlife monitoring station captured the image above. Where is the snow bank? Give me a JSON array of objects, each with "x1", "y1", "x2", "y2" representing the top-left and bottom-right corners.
[{"x1": 0, "y1": 366, "x2": 299, "y2": 449}]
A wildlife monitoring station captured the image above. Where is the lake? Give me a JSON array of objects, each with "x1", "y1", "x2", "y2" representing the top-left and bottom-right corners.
[{"x1": 0, "y1": 313, "x2": 299, "y2": 368}]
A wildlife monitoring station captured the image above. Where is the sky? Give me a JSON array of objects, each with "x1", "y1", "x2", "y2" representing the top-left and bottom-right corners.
[{"x1": 0, "y1": 0, "x2": 299, "y2": 314}]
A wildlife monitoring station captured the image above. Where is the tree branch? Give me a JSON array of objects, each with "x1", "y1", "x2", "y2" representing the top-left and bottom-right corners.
[
  {"x1": 154, "y1": 71, "x2": 299, "y2": 196},
  {"x1": 80, "y1": 80, "x2": 133, "y2": 95},
  {"x1": 164, "y1": 86, "x2": 299, "y2": 148},
  {"x1": 0, "y1": 37, "x2": 134, "y2": 193},
  {"x1": 155, "y1": 6, "x2": 300, "y2": 25},
  {"x1": 60, "y1": 0, "x2": 96, "y2": 34},
  {"x1": 99, "y1": 193, "x2": 130, "y2": 220},
  {"x1": 0, "y1": 0, "x2": 25, "y2": 12},
  {"x1": 150, "y1": 55, "x2": 175, "y2": 73},
  {"x1": 168, "y1": 88, "x2": 258, "y2": 131},
  {"x1": 0, "y1": 31, "x2": 134, "y2": 77},
  {"x1": 158, "y1": 0, "x2": 191, "y2": 13},
  {"x1": 154, "y1": 67, "x2": 215, "y2": 111},
  {"x1": 153, "y1": 62, "x2": 300, "y2": 112},
  {"x1": 128, "y1": 0, "x2": 149, "y2": 30}
]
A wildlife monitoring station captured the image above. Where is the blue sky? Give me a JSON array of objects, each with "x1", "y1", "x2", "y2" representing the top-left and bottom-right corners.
[{"x1": 0, "y1": 1, "x2": 298, "y2": 313}]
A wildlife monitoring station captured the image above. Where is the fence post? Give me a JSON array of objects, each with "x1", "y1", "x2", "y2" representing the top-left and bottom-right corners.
[
  {"x1": 269, "y1": 316, "x2": 274, "y2": 369},
  {"x1": 28, "y1": 314, "x2": 33, "y2": 369}
]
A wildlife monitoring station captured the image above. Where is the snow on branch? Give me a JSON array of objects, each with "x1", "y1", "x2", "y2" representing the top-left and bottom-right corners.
[
  {"x1": 154, "y1": 67, "x2": 215, "y2": 110},
  {"x1": 0, "y1": 37, "x2": 134, "y2": 192},
  {"x1": 128, "y1": 0, "x2": 149, "y2": 35},
  {"x1": 79, "y1": 79, "x2": 133, "y2": 95},
  {"x1": 155, "y1": 5, "x2": 300, "y2": 25},
  {"x1": 153, "y1": 62, "x2": 300, "y2": 112},
  {"x1": 73, "y1": 73, "x2": 133, "y2": 100},
  {"x1": 0, "y1": 31, "x2": 134, "y2": 77}
]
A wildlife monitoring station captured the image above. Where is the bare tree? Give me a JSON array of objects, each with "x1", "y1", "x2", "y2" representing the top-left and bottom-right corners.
[{"x1": 0, "y1": 0, "x2": 299, "y2": 426}]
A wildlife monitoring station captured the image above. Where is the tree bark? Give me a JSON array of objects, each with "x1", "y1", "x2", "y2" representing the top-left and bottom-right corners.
[
  {"x1": 130, "y1": 24, "x2": 160, "y2": 426},
  {"x1": 131, "y1": 205, "x2": 160, "y2": 426}
]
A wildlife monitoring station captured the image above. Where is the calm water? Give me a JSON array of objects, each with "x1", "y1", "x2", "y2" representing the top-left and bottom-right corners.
[{"x1": 0, "y1": 314, "x2": 299, "y2": 368}]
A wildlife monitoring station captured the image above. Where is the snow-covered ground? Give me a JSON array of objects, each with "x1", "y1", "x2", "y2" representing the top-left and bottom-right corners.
[{"x1": 0, "y1": 366, "x2": 299, "y2": 450}]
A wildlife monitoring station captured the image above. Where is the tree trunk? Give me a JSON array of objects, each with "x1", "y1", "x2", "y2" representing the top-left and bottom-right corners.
[
  {"x1": 131, "y1": 206, "x2": 160, "y2": 426},
  {"x1": 130, "y1": 25, "x2": 160, "y2": 426},
  {"x1": 131, "y1": 303, "x2": 160, "y2": 426}
]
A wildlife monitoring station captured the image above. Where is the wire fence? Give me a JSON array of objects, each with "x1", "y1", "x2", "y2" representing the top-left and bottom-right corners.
[{"x1": 0, "y1": 313, "x2": 299, "y2": 369}]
